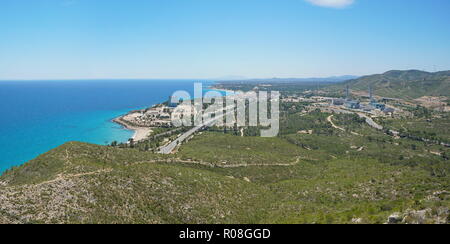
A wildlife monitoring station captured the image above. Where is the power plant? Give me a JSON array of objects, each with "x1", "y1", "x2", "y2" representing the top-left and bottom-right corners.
[
  {"x1": 368, "y1": 85, "x2": 386, "y2": 110},
  {"x1": 344, "y1": 84, "x2": 361, "y2": 109},
  {"x1": 331, "y1": 84, "x2": 393, "y2": 114}
]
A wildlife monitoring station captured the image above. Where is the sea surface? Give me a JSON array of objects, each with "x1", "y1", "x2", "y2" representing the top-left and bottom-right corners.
[{"x1": 0, "y1": 80, "x2": 216, "y2": 173}]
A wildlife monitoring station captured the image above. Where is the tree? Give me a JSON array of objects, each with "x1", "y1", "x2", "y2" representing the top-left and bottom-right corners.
[
  {"x1": 442, "y1": 152, "x2": 449, "y2": 160},
  {"x1": 128, "y1": 138, "x2": 135, "y2": 148}
]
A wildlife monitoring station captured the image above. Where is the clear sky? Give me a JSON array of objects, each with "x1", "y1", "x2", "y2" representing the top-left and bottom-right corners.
[{"x1": 1, "y1": 0, "x2": 449, "y2": 80}]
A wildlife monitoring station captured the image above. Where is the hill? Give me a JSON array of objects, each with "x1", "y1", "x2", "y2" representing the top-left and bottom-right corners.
[
  {"x1": 335, "y1": 70, "x2": 450, "y2": 99},
  {"x1": 1, "y1": 127, "x2": 448, "y2": 224},
  {"x1": 0, "y1": 142, "x2": 274, "y2": 224},
  {"x1": 0, "y1": 99, "x2": 449, "y2": 224}
]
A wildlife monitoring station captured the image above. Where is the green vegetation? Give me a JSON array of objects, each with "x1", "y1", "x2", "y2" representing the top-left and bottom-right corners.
[
  {"x1": 280, "y1": 109, "x2": 333, "y2": 135},
  {"x1": 214, "y1": 82, "x2": 330, "y2": 95},
  {"x1": 178, "y1": 132, "x2": 304, "y2": 166},
  {"x1": 2, "y1": 133, "x2": 447, "y2": 224},
  {"x1": 332, "y1": 70, "x2": 450, "y2": 99},
  {"x1": 216, "y1": 70, "x2": 450, "y2": 100},
  {"x1": 1, "y1": 88, "x2": 449, "y2": 224},
  {"x1": 0, "y1": 142, "x2": 276, "y2": 224},
  {"x1": 382, "y1": 114, "x2": 450, "y2": 144}
]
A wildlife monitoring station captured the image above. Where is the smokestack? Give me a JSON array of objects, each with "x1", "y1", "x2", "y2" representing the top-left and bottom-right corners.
[
  {"x1": 346, "y1": 85, "x2": 350, "y2": 99},
  {"x1": 369, "y1": 85, "x2": 373, "y2": 101},
  {"x1": 316, "y1": 81, "x2": 320, "y2": 95}
]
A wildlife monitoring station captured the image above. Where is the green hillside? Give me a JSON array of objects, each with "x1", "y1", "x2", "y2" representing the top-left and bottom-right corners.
[
  {"x1": 1, "y1": 97, "x2": 449, "y2": 224},
  {"x1": 0, "y1": 142, "x2": 274, "y2": 224},
  {"x1": 1, "y1": 123, "x2": 448, "y2": 224},
  {"x1": 333, "y1": 70, "x2": 450, "y2": 99}
]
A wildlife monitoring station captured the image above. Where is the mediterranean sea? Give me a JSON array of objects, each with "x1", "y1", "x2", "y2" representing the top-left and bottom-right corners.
[{"x1": 0, "y1": 79, "x2": 214, "y2": 173}]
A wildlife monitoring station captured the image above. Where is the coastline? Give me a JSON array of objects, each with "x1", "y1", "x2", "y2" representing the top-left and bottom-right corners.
[
  {"x1": 112, "y1": 84, "x2": 224, "y2": 143},
  {"x1": 208, "y1": 87, "x2": 237, "y2": 94},
  {"x1": 113, "y1": 116, "x2": 153, "y2": 142},
  {"x1": 0, "y1": 80, "x2": 214, "y2": 173}
]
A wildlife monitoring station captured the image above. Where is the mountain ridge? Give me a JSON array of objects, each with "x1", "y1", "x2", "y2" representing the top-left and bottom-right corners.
[{"x1": 338, "y1": 70, "x2": 450, "y2": 99}]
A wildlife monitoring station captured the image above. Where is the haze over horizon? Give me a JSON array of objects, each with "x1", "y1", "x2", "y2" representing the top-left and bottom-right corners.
[{"x1": 1, "y1": 0, "x2": 450, "y2": 80}]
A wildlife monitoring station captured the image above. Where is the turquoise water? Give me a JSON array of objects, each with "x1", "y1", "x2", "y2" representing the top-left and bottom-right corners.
[{"x1": 0, "y1": 80, "x2": 212, "y2": 173}]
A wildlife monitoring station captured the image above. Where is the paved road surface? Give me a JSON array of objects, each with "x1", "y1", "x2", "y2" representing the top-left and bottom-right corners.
[
  {"x1": 356, "y1": 113, "x2": 384, "y2": 130},
  {"x1": 159, "y1": 105, "x2": 235, "y2": 154},
  {"x1": 327, "y1": 115, "x2": 345, "y2": 131},
  {"x1": 328, "y1": 106, "x2": 384, "y2": 130}
]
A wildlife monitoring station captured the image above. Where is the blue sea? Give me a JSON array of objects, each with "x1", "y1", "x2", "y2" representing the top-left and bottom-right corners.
[{"x1": 0, "y1": 80, "x2": 215, "y2": 173}]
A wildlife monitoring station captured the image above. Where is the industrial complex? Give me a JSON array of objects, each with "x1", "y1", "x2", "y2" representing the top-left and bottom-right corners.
[{"x1": 331, "y1": 85, "x2": 395, "y2": 115}]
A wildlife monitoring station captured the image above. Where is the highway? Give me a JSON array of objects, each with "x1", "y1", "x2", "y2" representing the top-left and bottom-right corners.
[
  {"x1": 158, "y1": 105, "x2": 235, "y2": 154},
  {"x1": 328, "y1": 106, "x2": 384, "y2": 130},
  {"x1": 356, "y1": 112, "x2": 384, "y2": 130},
  {"x1": 158, "y1": 91, "x2": 273, "y2": 154}
]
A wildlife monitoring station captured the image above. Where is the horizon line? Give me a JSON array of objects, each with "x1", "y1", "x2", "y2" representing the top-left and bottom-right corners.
[{"x1": 1, "y1": 69, "x2": 448, "y2": 82}]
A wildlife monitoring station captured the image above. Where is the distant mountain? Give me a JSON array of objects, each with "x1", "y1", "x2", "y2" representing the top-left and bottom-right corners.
[
  {"x1": 313, "y1": 75, "x2": 360, "y2": 83},
  {"x1": 213, "y1": 75, "x2": 248, "y2": 81},
  {"x1": 339, "y1": 70, "x2": 450, "y2": 99},
  {"x1": 218, "y1": 75, "x2": 358, "y2": 84}
]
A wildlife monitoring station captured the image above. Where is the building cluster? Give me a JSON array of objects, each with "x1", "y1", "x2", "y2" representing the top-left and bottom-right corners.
[
  {"x1": 121, "y1": 105, "x2": 173, "y2": 128},
  {"x1": 331, "y1": 85, "x2": 395, "y2": 115}
]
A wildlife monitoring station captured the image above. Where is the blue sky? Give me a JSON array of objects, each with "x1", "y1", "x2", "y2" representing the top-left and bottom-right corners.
[{"x1": 1, "y1": 0, "x2": 449, "y2": 80}]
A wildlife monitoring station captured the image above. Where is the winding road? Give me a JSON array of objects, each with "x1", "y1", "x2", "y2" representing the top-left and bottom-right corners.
[
  {"x1": 328, "y1": 106, "x2": 384, "y2": 130},
  {"x1": 327, "y1": 115, "x2": 345, "y2": 131}
]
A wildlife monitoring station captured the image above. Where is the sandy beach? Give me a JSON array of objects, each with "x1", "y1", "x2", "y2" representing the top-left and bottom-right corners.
[
  {"x1": 209, "y1": 87, "x2": 238, "y2": 94},
  {"x1": 113, "y1": 117, "x2": 153, "y2": 142},
  {"x1": 131, "y1": 127, "x2": 153, "y2": 142}
]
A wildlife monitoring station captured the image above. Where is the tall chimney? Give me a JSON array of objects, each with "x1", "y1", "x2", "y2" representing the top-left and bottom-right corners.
[{"x1": 346, "y1": 85, "x2": 350, "y2": 99}]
